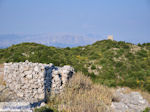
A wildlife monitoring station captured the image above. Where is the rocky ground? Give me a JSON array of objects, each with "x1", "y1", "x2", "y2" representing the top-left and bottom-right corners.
[{"x1": 111, "y1": 88, "x2": 150, "y2": 112}]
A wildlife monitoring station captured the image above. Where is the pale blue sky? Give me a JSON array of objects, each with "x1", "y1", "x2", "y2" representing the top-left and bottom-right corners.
[{"x1": 0, "y1": 0, "x2": 150, "y2": 43}]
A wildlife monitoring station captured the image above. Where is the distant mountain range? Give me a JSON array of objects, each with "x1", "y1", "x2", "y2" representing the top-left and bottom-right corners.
[{"x1": 0, "y1": 33, "x2": 103, "y2": 48}]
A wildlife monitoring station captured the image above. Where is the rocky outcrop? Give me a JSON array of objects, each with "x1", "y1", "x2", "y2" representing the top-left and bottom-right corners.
[
  {"x1": 111, "y1": 88, "x2": 150, "y2": 112},
  {"x1": 3, "y1": 60, "x2": 74, "y2": 103}
]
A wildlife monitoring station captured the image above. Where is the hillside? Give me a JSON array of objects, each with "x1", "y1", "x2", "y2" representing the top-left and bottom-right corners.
[{"x1": 0, "y1": 40, "x2": 150, "y2": 92}]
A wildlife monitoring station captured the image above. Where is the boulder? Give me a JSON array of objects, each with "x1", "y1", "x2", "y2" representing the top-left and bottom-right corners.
[{"x1": 111, "y1": 88, "x2": 150, "y2": 112}]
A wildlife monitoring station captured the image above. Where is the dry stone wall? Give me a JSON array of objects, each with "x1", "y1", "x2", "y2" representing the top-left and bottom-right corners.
[{"x1": 4, "y1": 60, "x2": 74, "y2": 103}]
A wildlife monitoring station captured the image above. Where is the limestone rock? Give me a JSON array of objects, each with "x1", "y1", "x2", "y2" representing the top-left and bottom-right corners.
[
  {"x1": 111, "y1": 88, "x2": 150, "y2": 112},
  {"x1": 26, "y1": 74, "x2": 33, "y2": 79},
  {"x1": 40, "y1": 102, "x2": 46, "y2": 107},
  {"x1": 34, "y1": 66, "x2": 40, "y2": 72}
]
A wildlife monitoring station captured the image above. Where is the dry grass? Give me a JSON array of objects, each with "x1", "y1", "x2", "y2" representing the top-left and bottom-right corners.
[
  {"x1": 48, "y1": 72, "x2": 114, "y2": 112},
  {"x1": 0, "y1": 64, "x2": 7, "y2": 102},
  {"x1": 0, "y1": 64, "x2": 4, "y2": 68},
  {"x1": 0, "y1": 73, "x2": 5, "y2": 86},
  {"x1": 0, "y1": 88, "x2": 8, "y2": 102},
  {"x1": 0, "y1": 74, "x2": 5, "y2": 86},
  {"x1": 0, "y1": 74, "x2": 3, "y2": 85},
  {"x1": 0, "y1": 64, "x2": 5, "y2": 86}
]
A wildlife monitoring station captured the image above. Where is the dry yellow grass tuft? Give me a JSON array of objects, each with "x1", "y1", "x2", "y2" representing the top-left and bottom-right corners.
[
  {"x1": 0, "y1": 64, "x2": 5, "y2": 86},
  {"x1": 0, "y1": 64, "x2": 3, "y2": 68},
  {"x1": 0, "y1": 74, "x2": 5, "y2": 86},
  {"x1": 48, "y1": 72, "x2": 114, "y2": 112},
  {"x1": 0, "y1": 75, "x2": 4, "y2": 85},
  {"x1": 0, "y1": 88, "x2": 8, "y2": 102}
]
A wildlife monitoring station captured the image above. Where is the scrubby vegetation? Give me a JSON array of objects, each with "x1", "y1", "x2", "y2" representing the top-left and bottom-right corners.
[{"x1": 0, "y1": 40, "x2": 150, "y2": 92}]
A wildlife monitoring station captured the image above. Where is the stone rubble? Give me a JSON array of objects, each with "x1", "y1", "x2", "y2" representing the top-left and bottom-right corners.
[{"x1": 3, "y1": 60, "x2": 74, "y2": 103}]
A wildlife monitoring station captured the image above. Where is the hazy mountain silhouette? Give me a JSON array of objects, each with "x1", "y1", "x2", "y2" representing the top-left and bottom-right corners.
[{"x1": 0, "y1": 33, "x2": 103, "y2": 48}]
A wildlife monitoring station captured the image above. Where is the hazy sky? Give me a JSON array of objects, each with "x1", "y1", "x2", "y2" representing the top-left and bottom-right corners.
[{"x1": 0, "y1": 0, "x2": 150, "y2": 43}]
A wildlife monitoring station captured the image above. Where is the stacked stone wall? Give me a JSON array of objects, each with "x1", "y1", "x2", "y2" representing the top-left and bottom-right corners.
[{"x1": 4, "y1": 60, "x2": 74, "y2": 103}]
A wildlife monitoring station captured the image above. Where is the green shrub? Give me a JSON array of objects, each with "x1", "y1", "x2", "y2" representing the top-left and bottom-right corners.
[
  {"x1": 143, "y1": 107, "x2": 150, "y2": 112},
  {"x1": 91, "y1": 65, "x2": 96, "y2": 70}
]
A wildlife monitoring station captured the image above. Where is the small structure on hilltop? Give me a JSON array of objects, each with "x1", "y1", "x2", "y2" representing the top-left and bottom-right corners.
[{"x1": 107, "y1": 35, "x2": 114, "y2": 41}]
